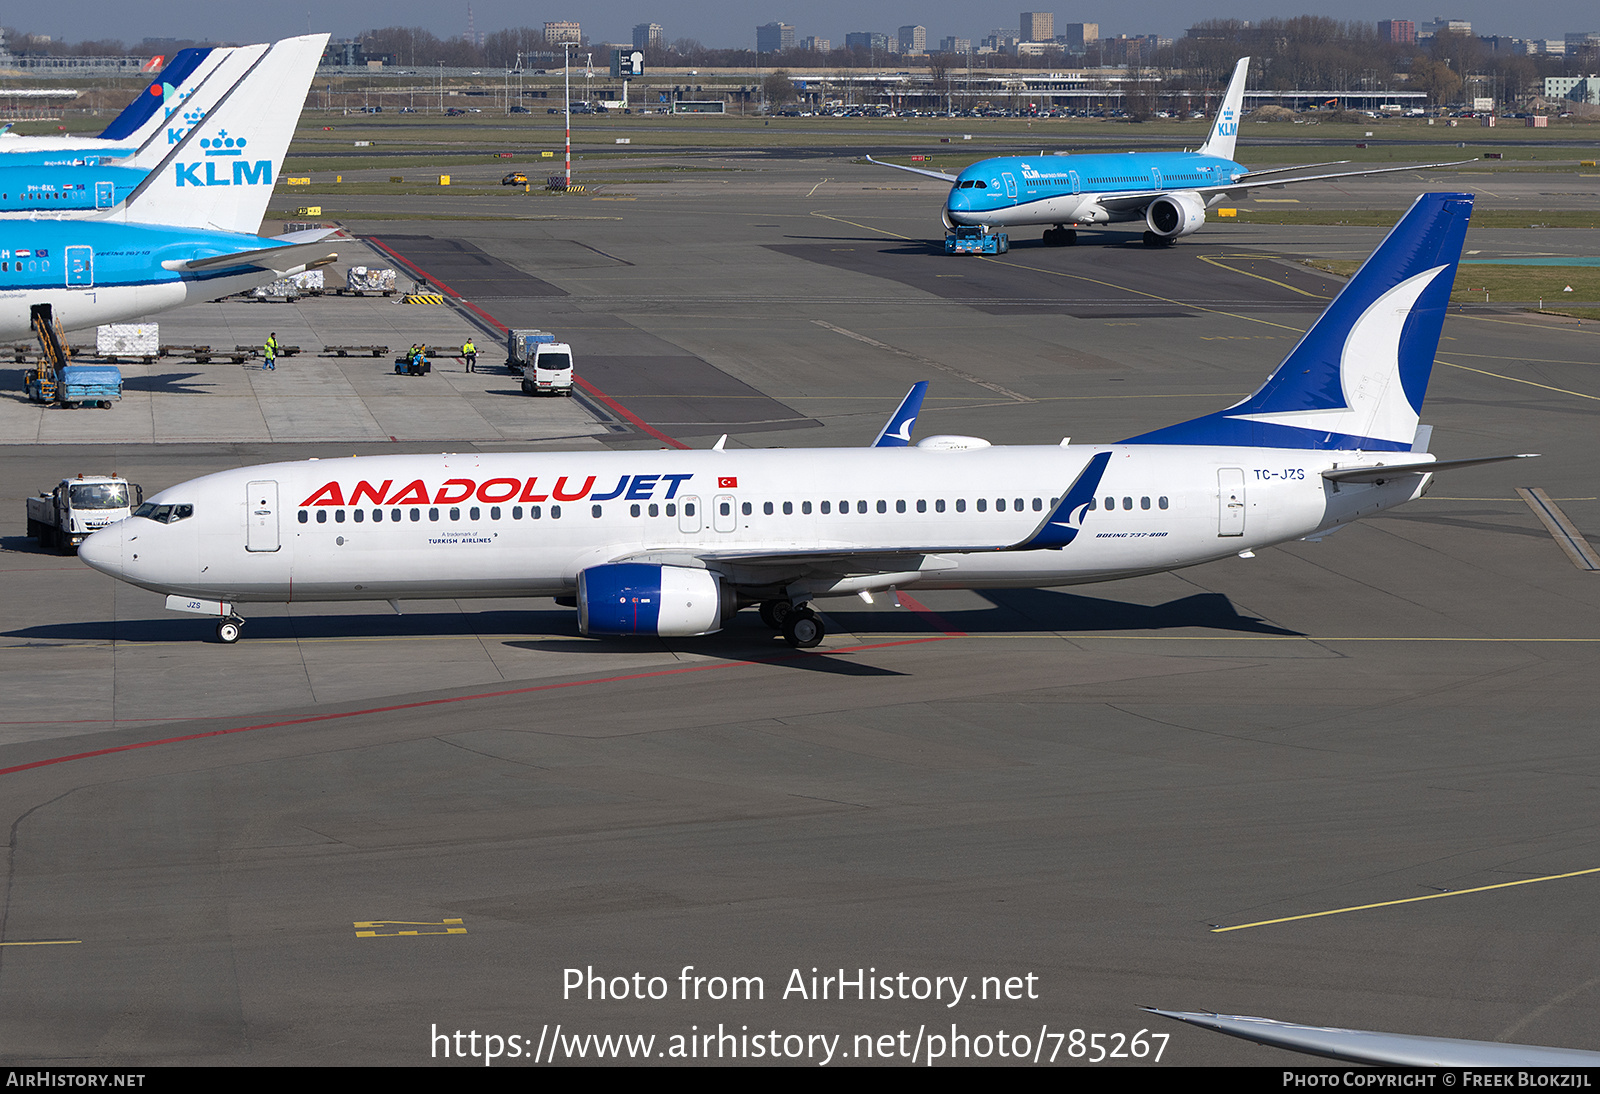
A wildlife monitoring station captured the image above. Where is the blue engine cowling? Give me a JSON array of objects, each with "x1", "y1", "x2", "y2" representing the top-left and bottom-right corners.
[{"x1": 577, "y1": 563, "x2": 724, "y2": 637}]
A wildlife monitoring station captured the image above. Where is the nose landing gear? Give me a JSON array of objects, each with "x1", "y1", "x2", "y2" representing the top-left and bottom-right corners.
[{"x1": 215, "y1": 616, "x2": 244, "y2": 644}]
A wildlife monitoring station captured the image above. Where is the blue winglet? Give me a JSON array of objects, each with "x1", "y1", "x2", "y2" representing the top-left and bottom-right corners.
[
  {"x1": 872, "y1": 381, "x2": 930, "y2": 447},
  {"x1": 1015, "y1": 451, "x2": 1113, "y2": 549},
  {"x1": 98, "y1": 48, "x2": 214, "y2": 141},
  {"x1": 1122, "y1": 193, "x2": 1473, "y2": 452}
]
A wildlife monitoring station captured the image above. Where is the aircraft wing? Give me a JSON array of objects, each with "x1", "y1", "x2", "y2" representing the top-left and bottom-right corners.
[
  {"x1": 616, "y1": 547, "x2": 981, "y2": 574},
  {"x1": 1200, "y1": 159, "x2": 1471, "y2": 200},
  {"x1": 1091, "y1": 190, "x2": 1171, "y2": 215},
  {"x1": 1144, "y1": 1009, "x2": 1600, "y2": 1067},
  {"x1": 1232, "y1": 159, "x2": 1353, "y2": 178},
  {"x1": 162, "y1": 229, "x2": 341, "y2": 274},
  {"x1": 865, "y1": 155, "x2": 960, "y2": 183},
  {"x1": 608, "y1": 449, "x2": 1114, "y2": 576},
  {"x1": 1320, "y1": 453, "x2": 1537, "y2": 484},
  {"x1": 1090, "y1": 161, "x2": 1470, "y2": 216}
]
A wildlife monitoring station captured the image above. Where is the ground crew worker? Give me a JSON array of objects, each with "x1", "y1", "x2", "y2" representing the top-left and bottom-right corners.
[
  {"x1": 264, "y1": 332, "x2": 279, "y2": 371},
  {"x1": 463, "y1": 338, "x2": 477, "y2": 373}
]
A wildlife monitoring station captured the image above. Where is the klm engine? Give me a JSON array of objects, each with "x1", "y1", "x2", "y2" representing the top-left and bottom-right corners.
[
  {"x1": 577, "y1": 563, "x2": 725, "y2": 637},
  {"x1": 1144, "y1": 191, "x2": 1207, "y2": 240}
]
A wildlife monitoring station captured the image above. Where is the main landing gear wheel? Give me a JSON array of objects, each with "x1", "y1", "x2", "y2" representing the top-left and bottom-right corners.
[
  {"x1": 1142, "y1": 231, "x2": 1174, "y2": 248},
  {"x1": 782, "y1": 609, "x2": 825, "y2": 649},
  {"x1": 1044, "y1": 227, "x2": 1077, "y2": 246},
  {"x1": 216, "y1": 619, "x2": 243, "y2": 644},
  {"x1": 758, "y1": 599, "x2": 794, "y2": 629}
]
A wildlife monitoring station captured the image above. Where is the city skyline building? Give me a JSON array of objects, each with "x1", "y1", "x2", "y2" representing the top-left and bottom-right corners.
[
  {"x1": 756, "y1": 21, "x2": 795, "y2": 53},
  {"x1": 542, "y1": 21, "x2": 581, "y2": 46}
]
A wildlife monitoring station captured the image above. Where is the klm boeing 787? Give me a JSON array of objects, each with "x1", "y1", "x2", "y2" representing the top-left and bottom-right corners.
[{"x1": 871, "y1": 57, "x2": 1464, "y2": 248}]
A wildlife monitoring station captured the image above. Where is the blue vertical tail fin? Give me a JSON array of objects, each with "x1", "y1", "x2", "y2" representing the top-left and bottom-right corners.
[
  {"x1": 1122, "y1": 193, "x2": 1472, "y2": 452},
  {"x1": 97, "y1": 48, "x2": 221, "y2": 142},
  {"x1": 872, "y1": 381, "x2": 929, "y2": 447}
]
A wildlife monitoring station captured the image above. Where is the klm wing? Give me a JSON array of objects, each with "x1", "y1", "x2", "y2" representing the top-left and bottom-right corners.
[
  {"x1": 1091, "y1": 161, "x2": 1469, "y2": 217},
  {"x1": 865, "y1": 155, "x2": 960, "y2": 183},
  {"x1": 1198, "y1": 160, "x2": 1471, "y2": 202}
]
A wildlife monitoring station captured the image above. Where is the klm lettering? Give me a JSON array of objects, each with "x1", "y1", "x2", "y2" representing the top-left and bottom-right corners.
[{"x1": 174, "y1": 160, "x2": 272, "y2": 186}]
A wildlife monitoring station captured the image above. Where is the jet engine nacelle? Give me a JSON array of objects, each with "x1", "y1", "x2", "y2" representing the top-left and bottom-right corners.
[
  {"x1": 577, "y1": 562, "x2": 724, "y2": 637},
  {"x1": 1145, "y1": 191, "x2": 1207, "y2": 239}
]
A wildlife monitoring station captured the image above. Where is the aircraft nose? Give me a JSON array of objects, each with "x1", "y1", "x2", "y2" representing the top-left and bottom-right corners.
[
  {"x1": 945, "y1": 187, "x2": 980, "y2": 226},
  {"x1": 78, "y1": 521, "x2": 124, "y2": 578}
]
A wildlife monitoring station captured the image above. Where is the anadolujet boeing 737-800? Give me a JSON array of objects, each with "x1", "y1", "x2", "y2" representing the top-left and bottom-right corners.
[
  {"x1": 870, "y1": 57, "x2": 1465, "y2": 248},
  {"x1": 79, "y1": 192, "x2": 1531, "y2": 648}
]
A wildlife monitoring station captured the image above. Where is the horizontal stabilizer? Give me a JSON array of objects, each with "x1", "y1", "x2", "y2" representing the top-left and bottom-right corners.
[
  {"x1": 162, "y1": 229, "x2": 340, "y2": 273},
  {"x1": 1321, "y1": 453, "x2": 1538, "y2": 483}
]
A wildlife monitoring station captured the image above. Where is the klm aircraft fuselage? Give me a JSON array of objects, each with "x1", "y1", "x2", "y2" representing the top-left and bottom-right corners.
[
  {"x1": 945, "y1": 150, "x2": 1244, "y2": 229},
  {"x1": 0, "y1": 166, "x2": 146, "y2": 213},
  {"x1": 0, "y1": 220, "x2": 297, "y2": 337}
]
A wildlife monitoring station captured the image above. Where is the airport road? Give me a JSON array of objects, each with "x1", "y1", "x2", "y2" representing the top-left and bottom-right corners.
[{"x1": 2, "y1": 151, "x2": 1599, "y2": 1065}]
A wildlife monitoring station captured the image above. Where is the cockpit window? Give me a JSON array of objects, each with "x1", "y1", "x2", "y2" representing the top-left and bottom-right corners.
[
  {"x1": 69, "y1": 483, "x2": 130, "y2": 509},
  {"x1": 974, "y1": 180, "x2": 988, "y2": 189},
  {"x1": 133, "y1": 502, "x2": 194, "y2": 524}
]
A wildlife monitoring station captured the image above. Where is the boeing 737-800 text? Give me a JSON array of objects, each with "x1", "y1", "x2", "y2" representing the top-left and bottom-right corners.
[{"x1": 79, "y1": 193, "x2": 1528, "y2": 648}]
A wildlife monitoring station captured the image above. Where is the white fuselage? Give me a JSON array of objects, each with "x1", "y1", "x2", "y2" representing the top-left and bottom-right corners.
[{"x1": 79, "y1": 445, "x2": 1430, "y2": 606}]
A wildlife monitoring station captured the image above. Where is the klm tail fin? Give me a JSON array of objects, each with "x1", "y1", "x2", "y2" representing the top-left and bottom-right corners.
[
  {"x1": 1197, "y1": 57, "x2": 1250, "y2": 162},
  {"x1": 97, "y1": 47, "x2": 231, "y2": 144},
  {"x1": 1122, "y1": 193, "x2": 1473, "y2": 452},
  {"x1": 116, "y1": 34, "x2": 328, "y2": 236},
  {"x1": 872, "y1": 381, "x2": 929, "y2": 447}
]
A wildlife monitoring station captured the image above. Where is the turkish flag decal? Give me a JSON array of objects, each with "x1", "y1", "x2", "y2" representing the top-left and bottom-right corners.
[{"x1": 718, "y1": 476, "x2": 738, "y2": 489}]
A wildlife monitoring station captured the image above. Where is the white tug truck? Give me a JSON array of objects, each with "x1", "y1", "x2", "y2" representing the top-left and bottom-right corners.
[{"x1": 27, "y1": 474, "x2": 140, "y2": 554}]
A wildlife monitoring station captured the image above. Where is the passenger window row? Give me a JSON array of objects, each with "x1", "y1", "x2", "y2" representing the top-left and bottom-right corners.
[
  {"x1": 1090, "y1": 496, "x2": 1168, "y2": 511},
  {"x1": 295, "y1": 497, "x2": 1074, "y2": 526}
]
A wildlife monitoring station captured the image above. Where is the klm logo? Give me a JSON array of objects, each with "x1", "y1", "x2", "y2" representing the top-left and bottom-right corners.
[
  {"x1": 173, "y1": 128, "x2": 270, "y2": 185},
  {"x1": 175, "y1": 160, "x2": 272, "y2": 186},
  {"x1": 1216, "y1": 109, "x2": 1236, "y2": 137},
  {"x1": 167, "y1": 108, "x2": 204, "y2": 145}
]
